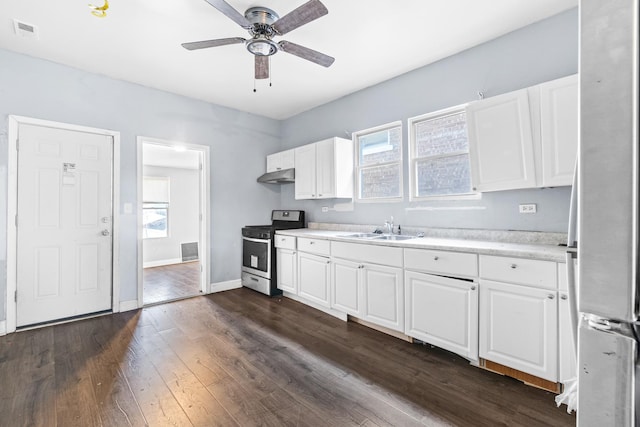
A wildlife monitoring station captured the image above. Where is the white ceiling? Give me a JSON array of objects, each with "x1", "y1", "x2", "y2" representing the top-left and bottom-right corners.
[{"x1": 0, "y1": 0, "x2": 577, "y2": 120}]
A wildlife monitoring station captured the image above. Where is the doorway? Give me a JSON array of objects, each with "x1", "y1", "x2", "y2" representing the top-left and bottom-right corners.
[
  {"x1": 6, "y1": 116, "x2": 121, "y2": 332},
  {"x1": 137, "y1": 137, "x2": 210, "y2": 306}
]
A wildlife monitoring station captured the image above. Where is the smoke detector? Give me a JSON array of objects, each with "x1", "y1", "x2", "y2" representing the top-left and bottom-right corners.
[{"x1": 12, "y1": 19, "x2": 39, "y2": 39}]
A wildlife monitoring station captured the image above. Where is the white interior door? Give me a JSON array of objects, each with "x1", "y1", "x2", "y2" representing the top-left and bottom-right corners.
[{"x1": 16, "y1": 124, "x2": 113, "y2": 326}]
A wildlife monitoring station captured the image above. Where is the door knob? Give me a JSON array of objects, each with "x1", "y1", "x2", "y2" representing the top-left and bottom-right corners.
[{"x1": 101, "y1": 229, "x2": 110, "y2": 236}]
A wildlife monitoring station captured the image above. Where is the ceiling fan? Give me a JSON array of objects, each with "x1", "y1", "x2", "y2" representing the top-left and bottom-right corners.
[{"x1": 182, "y1": 0, "x2": 335, "y2": 81}]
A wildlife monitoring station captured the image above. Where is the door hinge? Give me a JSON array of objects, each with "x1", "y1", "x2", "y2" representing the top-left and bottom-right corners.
[
  {"x1": 15, "y1": 139, "x2": 19, "y2": 151},
  {"x1": 199, "y1": 163, "x2": 203, "y2": 170},
  {"x1": 199, "y1": 213, "x2": 203, "y2": 221},
  {"x1": 15, "y1": 290, "x2": 17, "y2": 302},
  {"x1": 15, "y1": 214, "x2": 18, "y2": 227}
]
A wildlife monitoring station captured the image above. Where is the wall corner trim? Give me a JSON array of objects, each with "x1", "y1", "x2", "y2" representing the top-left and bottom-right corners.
[
  {"x1": 0, "y1": 320, "x2": 6, "y2": 336},
  {"x1": 210, "y1": 279, "x2": 242, "y2": 294},
  {"x1": 119, "y1": 300, "x2": 140, "y2": 312}
]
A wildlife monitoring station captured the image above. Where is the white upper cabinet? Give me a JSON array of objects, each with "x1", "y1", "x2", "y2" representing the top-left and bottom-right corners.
[
  {"x1": 466, "y1": 74, "x2": 578, "y2": 192},
  {"x1": 294, "y1": 137, "x2": 353, "y2": 200},
  {"x1": 466, "y1": 88, "x2": 536, "y2": 192},
  {"x1": 538, "y1": 74, "x2": 579, "y2": 187},
  {"x1": 266, "y1": 149, "x2": 295, "y2": 172},
  {"x1": 293, "y1": 144, "x2": 316, "y2": 199}
]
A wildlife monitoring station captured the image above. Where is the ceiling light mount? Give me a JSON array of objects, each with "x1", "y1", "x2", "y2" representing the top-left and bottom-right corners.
[{"x1": 246, "y1": 37, "x2": 278, "y2": 56}]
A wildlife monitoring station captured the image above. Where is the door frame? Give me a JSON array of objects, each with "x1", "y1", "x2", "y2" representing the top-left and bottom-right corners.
[
  {"x1": 6, "y1": 115, "x2": 121, "y2": 334},
  {"x1": 136, "y1": 136, "x2": 210, "y2": 307}
]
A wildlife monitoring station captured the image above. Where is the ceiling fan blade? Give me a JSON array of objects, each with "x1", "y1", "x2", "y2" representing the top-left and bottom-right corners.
[
  {"x1": 272, "y1": 0, "x2": 328, "y2": 35},
  {"x1": 182, "y1": 37, "x2": 246, "y2": 50},
  {"x1": 255, "y1": 56, "x2": 269, "y2": 79},
  {"x1": 278, "y1": 40, "x2": 334, "y2": 67},
  {"x1": 203, "y1": 0, "x2": 251, "y2": 28}
]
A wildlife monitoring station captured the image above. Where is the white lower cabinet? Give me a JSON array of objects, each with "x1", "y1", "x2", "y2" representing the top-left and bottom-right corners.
[
  {"x1": 405, "y1": 271, "x2": 479, "y2": 361},
  {"x1": 479, "y1": 279, "x2": 558, "y2": 382},
  {"x1": 276, "y1": 248, "x2": 297, "y2": 294},
  {"x1": 297, "y1": 252, "x2": 331, "y2": 308},
  {"x1": 362, "y1": 264, "x2": 404, "y2": 333},
  {"x1": 331, "y1": 258, "x2": 361, "y2": 316},
  {"x1": 558, "y1": 262, "x2": 577, "y2": 383}
]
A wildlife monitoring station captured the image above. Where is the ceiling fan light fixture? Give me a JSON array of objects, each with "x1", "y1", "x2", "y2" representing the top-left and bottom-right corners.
[{"x1": 246, "y1": 38, "x2": 278, "y2": 56}]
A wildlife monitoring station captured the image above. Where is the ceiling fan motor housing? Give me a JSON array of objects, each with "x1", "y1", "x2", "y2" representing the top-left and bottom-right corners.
[{"x1": 245, "y1": 7, "x2": 279, "y2": 56}]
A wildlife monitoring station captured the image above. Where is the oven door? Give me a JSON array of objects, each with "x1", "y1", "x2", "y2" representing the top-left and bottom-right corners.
[{"x1": 242, "y1": 237, "x2": 271, "y2": 279}]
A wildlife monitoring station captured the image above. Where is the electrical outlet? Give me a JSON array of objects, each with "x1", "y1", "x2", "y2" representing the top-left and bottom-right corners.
[
  {"x1": 321, "y1": 206, "x2": 329, "y2": 213},
  {"x1": 519, "y1": 203, "x2": 537, "y2": 214}
]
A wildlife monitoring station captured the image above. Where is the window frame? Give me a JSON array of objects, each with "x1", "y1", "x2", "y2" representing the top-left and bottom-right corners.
[
  {"x1": 142, "y1": 202, "x2": 169, "y2": 239},
  {"x1": 408, "y1": 105, "x2": 480, "y2": 201},
  {"x1": 354, "y1": 121, "x2": 404, "y2": 203},
  {"x1": 142, "y1": 176, "x2": 170, "y2": 239}
]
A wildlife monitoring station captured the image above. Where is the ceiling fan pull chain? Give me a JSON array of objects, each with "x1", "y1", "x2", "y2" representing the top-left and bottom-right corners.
[
  {"x1": 269, "y1": 57, "x2": 272, "y2": 87},
  {"x1": 253, "y1": 78, "x2": 257, "y2": 93}
]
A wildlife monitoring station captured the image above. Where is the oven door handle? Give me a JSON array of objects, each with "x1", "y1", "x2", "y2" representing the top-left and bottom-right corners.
[{"x1": 242, "y1": 236, "x2": 270, "y2": 244}]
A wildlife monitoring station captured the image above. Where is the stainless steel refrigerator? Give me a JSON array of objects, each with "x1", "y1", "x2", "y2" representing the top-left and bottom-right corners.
[{"x1": 573, "y1": 0, "x2": 639, "y2": 425}]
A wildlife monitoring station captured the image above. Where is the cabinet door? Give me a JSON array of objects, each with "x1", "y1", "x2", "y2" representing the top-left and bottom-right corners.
[
  {"x1": 266, "y1": 153, "x2": 279, "y2": 173},
  {"x1": 298, "y1": 252, "x2": 330, "y2": 307},
  {"x1": 331, "y1": 258, "x2": 361, "y2": 316},
  {"x1": 405, "y1": 271, "x2": 479, "y2": 360},
  {"x1": 277, "y1": 249, "x2": 297, "y2": 294},
  {"x1": 280, "y1": 149, "x2": 295, "y2": 170},
  {"x1": 315, "y1": 138, "x2": 335, "y2": 199},
  {"x1": 362, "y1": 264, "x2": 404, "y2": 332},
  {"x1": 466, "y1": 89, "x2": 537, "y2": 192},
  {"x1": 539, "y1": 75, "x2": 578, "y2": 187},
  {"x1": 294, "y1": 144, "x2": 316, "y2": 199},
  {"x1": 479, "y1": 280, "x2": 558, "y2": 381},
  {"x1": 558, "y1": 291, "x2": 577, "y2": 383}
]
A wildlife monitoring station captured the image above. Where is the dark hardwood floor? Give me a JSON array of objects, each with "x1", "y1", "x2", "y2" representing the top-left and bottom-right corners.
[
  {"x1": 143, "y1": 261, "x2": 201, "y2": 305},
  {"x1": 0, "y1": 288, "x2": 576, "y2": 426}
]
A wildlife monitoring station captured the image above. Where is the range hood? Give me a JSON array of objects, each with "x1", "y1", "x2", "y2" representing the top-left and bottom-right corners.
[{"x1": 257, "y1": 168, "x2": 295, "y2": 184}]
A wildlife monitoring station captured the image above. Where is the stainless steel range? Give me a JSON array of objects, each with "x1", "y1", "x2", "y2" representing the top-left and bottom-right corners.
[{"x1": 241, "y1": 210, "x2": 305, "y2": 296}]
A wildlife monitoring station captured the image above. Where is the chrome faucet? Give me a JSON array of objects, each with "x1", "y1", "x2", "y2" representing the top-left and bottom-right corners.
[{"x1": 384, "y1": 216, "x2": 394, "y2": 235}]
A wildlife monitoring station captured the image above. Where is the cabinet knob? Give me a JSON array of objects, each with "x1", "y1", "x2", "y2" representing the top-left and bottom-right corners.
[
  {"x1": 547, "y1": 294, "x2": 555, "y2": 300},
  {"x1": 292, "y1": 251, "x2": 296, "y2": 255},
  {"x1": 326, "y1": 260, "x2": 330, "y2": 264},
  {"x1": 311, "y1": 194, "x2": 315, "y2": 197},
  {"x1": 359, "y1": 264, "x2": 364, "y2": 269},
  {"x1": 433, "y1": 256, "x2": 439, "y2": 261},
  {"x1": 471, "y1": 285, "x2": 476, "y2": 290},
  {"x1": 318, "y1": 194, "x2": 323, "y2": 197},
  {"x1": 276, "y1": 167, "x2": 282, "y2": 170},
  {"x1": 510, "y1": 264, "x2": 517, "y2": 269},
  {"x1": 309, "y1": 241, "x2": 315, "y2": 245},
  {"x1": 560, "y1": 294, "x2": 568, "y2": 300}
]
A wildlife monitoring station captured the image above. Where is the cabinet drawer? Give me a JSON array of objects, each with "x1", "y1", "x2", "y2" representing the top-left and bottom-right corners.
[
  {"x1": 297, "y1": 237, "x2": 330, "y2": 256},
  {"x1": 479, "y1": 255, "x2": 557, "y2": 289},
  {"x1": 404, "y1": 248, "x2": 477, "y2": 278},
  {"x1": 274, "y1": 235, "x2": 296, "y2": 250},
  {"x1": 331, "y1": 241, "x2": 403, "y2": 268}
]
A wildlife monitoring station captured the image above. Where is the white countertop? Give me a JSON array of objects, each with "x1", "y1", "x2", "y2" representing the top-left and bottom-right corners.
[{"x1": 275, "y1": 228, "x2": 568, "y2": 262}]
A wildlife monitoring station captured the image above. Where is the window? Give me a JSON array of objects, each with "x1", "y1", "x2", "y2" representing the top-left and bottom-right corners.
[
  {"x1": 355, "y1": 122, "x2": 403, "y2": 201},
  {"x1": 409, "y1": 106, "x2": 476, "y2": 199},
  {"x1": 143, "y1": 176, "x2": 170, "y2": 238}
]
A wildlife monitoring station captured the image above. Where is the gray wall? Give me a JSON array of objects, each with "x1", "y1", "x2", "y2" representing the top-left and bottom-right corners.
[
  {"x1": 279, "y1": 8, "x2": 578, "y2": 233},
  {"x1": 0, "y1": 48, "x2": 282, "y2": 320}
]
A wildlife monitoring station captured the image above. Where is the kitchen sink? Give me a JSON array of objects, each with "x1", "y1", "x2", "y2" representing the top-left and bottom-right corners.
[
  {"x1": 344, "y1": 233, "x2": 381, "y2": 238},
  {"x1": 372, "y1": 235, "x2": 417, "y2": 241}
]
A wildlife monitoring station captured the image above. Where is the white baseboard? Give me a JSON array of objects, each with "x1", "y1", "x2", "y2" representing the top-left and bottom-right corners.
[
  {"x1": 143, "y1": 258, "x2": 183, "y2": 268},
  {"x1": 0, "y1": 320, "x2": 6, "y2": 336},
  {"x1": 282, "y1": 292, "x2": 348, "y2": 321},
  {"x1": 209, "y1": 279, "x2": 242, "y2": 294},
  {"x1": 119, "y1": 299, "x2": 140, "y2": 312}
]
